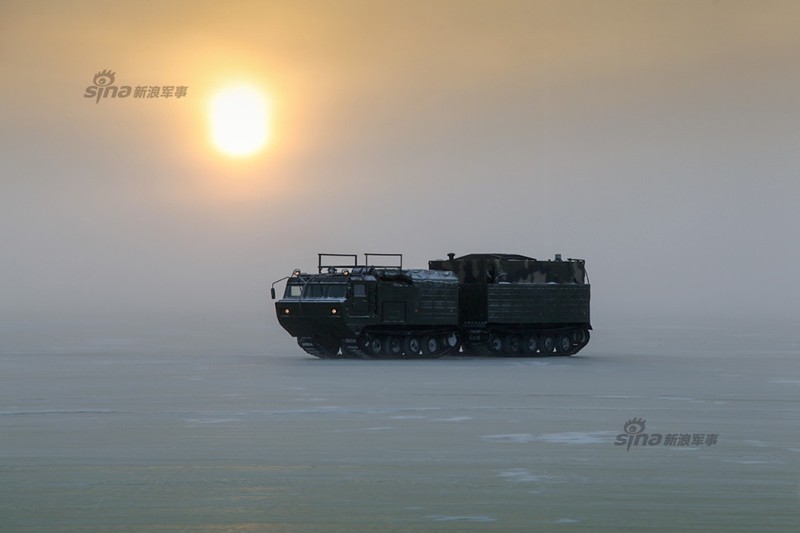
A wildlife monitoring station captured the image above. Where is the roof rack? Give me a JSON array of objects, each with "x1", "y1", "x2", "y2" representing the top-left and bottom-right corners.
[
  {"x1": 364, "y1": 253, "x2": 403, "y2": 269},
  {"x1": 317, "y1": 253, "x2": 358, "y2": 273},
  {"x1": 316, "y1": 253, "x2": 403, "y2": 273}
]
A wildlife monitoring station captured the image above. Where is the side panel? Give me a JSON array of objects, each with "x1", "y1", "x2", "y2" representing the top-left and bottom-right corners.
[
  {"x1": 376, "y1": 284, "x2": 412, "y2": 324},
  {"x1": 415, "y1": 283, "x2": 459, "y2": 325},
  {"x1": 375, "y1": 282, "x2": 458, "y2": 326},
  {"x1": 487, "y1": 284, "x2": 590, "y2": 325},
  {"x1": 382, "y1": 301, "x2": 407, "y2": 323}
]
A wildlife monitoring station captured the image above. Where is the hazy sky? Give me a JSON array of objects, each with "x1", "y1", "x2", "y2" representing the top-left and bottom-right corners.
[{"x1": 2, "y1": 0, "x2": 799, "y2": 336}]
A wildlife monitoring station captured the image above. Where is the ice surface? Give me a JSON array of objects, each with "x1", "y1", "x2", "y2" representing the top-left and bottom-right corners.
[{"x1": 1, "y1": 319, "x2": 798, "y2": 531}]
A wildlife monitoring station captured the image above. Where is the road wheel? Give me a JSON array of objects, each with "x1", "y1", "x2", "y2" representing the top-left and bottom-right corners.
[
  {"x1": 556, "y1": 333, "x2": 573, "y2": 354},
  {"x1": 386, "y1": 336, "x2": 403, "y2": 357},
  {"x1": 488, "y1": 334, "x2": 503, "y2": 354},
  {"x1": 540, "y1": 334, "x2": 555, "y2": 354},
  {"x1": 422, "y1": 335, "x2": 440, "y2": 357},
  {"x1": 443, "y1": 332, "x2": 459, "y2": 351},
  {"x1": 368, "y1": 336, "x2": 383, "y2": 356},
  {"x1": 404, "y1": 336, "x2": 421, "y2": 356},
  {"x1": 504, "y1": 334, "x2": 522, "y2": 355},
  {"x1": 523, "y1": 334, "x2": 538, "y2": 354},
  {"x1": 573, "y1": 329, "x2": 590, "y2": 347}
]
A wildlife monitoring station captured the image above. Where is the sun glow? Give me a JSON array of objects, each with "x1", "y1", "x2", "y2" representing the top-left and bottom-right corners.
[{"x1": 209, "y1": 85, "x2": 270, "y2": 157}]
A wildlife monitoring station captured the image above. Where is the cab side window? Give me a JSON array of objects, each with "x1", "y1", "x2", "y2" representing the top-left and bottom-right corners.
[
  {"x1": 328, "y1": 285, "x2": 346, "y2": 298},
  {"x1": 353, "y1": 284, "x2": 366, "y2": 298}
]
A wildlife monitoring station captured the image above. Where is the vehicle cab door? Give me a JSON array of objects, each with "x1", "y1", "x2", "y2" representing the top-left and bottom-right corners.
[{"x1": 350, "y1": 281, "x2": 373, "y2": 317}]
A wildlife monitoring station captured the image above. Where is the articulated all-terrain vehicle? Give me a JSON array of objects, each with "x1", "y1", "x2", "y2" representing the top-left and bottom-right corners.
[{"x1": 272, "y1": 253, "x2": 591, "y2": 359}]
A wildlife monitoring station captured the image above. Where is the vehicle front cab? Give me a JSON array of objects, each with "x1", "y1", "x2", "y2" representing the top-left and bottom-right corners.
[{"x1": 274, "y1": 271, "x2": 354, "y2": 339}]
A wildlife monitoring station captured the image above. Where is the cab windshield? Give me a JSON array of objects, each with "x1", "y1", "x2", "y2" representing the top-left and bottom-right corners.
[
  {"x1": 301, "y1": 283, "x2": 347, "y2": 299},
  {"x1": 284, "y1": 281, "x2": 348, "y2": 299},
  {"x1": 283, "y1": 284, "x2": 303, "y2": 298}
]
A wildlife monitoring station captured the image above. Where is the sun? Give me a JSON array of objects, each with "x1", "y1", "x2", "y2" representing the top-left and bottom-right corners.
[{"x1": 209, "y1": 85, "x2": 270, "y2": 157}]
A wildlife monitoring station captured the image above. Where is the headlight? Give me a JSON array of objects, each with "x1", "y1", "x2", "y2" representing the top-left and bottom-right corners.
[
  {"x1": 283, "y1": 308, "x2": 290, "y2": 315},
  {"x1": 331, "y1": 308, "x2": 338, "y2": 315}
]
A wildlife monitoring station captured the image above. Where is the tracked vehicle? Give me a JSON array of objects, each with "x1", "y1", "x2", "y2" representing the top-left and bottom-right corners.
[{"x1": 272, "y1": 253, "x2": 591, "y2": 359}]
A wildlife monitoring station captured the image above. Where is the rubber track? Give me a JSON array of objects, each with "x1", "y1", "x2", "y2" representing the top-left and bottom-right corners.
[
  {"x1": 341, "y1": 338, "x2": 371, "y2": 359},
  {"x1": 297, "y1": 337, "x2": 339, "y2": 359}
]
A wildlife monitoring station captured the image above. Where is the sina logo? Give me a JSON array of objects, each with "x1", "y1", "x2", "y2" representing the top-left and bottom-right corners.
[
  {"x1": 84, "y1": 70, "x2": 131, "y2": 103},
  {"x1": 615, "y1": 417, "x2": 656, "y2": 451},
  {"x1": 614, "y1": 417, "x2": 720, "y2": 450},
  {"x1": 83, "y1": 70, "x2": 188, "y2": 102}
]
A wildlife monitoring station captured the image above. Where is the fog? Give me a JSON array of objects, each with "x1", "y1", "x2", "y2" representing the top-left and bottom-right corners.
[
  {"x1": 1, "y1": 1, "x2": 799, "y2": 530},
  {"x1": 2, "y1": 0, "x2": 799, "y2": 335}
]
